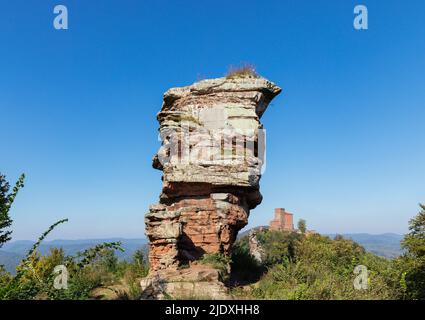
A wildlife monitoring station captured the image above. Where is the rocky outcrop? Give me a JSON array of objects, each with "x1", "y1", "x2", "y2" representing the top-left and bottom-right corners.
[
  {"x1": 140, "y1": 264, "x2": 229, "y2": 300},
  {"x1": 142, "y1": 75, "x2": 281, "y2": 299},
  {"x1": 249, "y1": 230, "x2": 265, "y2": 263}
]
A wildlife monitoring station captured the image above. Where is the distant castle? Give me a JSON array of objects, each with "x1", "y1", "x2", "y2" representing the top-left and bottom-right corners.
[
  {"x1": 269, "y1": 208, "x2": 294, "y2": 231},
  {"x1": 269, "y1": 208, "x2": 316, "y2": 235}
]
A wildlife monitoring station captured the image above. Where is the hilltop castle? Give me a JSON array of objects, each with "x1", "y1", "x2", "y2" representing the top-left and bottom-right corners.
[
  {"x1": 269, "y1": 208, "x2": 294, "y2": 231},
  {"x1": 269, "y1": 208, "x2": 316, "y2": 235}
]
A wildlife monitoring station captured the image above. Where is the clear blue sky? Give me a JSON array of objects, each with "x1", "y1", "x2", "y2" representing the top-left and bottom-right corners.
[{"x1": 1, "y1": 0, "x2": 424, "y2": 240}]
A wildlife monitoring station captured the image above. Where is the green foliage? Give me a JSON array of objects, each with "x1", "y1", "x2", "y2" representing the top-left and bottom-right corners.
[
  {"x1": 232, "y1": 230, "x2": 401, "y2": 300},
  {"x1": 231, "y1": 237, "x2": 264, "y2": 284},
  {"x1": 93, "y1": 246, "x2": 148, "y2": 299},
  {"x1": 200, "y1": 253, "x2": 230, "y2": 271},
  {"x1": 0, "y1": 173, "x2": 151, "y2": 300},
  {"x1": 397, "y1": 204, "x2": 425, "y2": 299},
  {"x1": 0, "y1": 232, "x2": 148, "y2": 300},
  {"x1": 200, "y1": 253, "x2": 231, "y2": 281},
  {"x1": 4, "y1": 171, "x2": 424, "y2": 300},
  {"x1": 130, "y1": 248, "x2": 149, "y2": 278},
  {"x1": 1, "y1": 219, "x2": 69, "y2": 300},
  {"x1": 75, "y1": 242, "x2": 123, "y2": 269},
  {"x1": 0, "y1": 173, "x2": 25, "y2": 248},
  {"x1": 0, "y1": 265, "x2": 13, "y2": 290},
  {"x1": 256, "y1": 230, "x2": 301, "y2": 268},
  {"x1": 25, "y1": 219, "x2": 69, "y2": 263},
  {"x1": 112, "y1": 248, "x2": 149, "y2": 300},
  {"x1": 298, "y1": 219, "x2": 307, "y2": 234},
  {"x1": 402, "y1": 204, "x2": 425, "y2": 257},
  {"x1": 0, "y1": 218, "x2": 134, "y2": 300}
]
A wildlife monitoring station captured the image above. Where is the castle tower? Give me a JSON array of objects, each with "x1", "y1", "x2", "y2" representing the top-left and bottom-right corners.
[{"x1": 269, "y1": 208, "x2": 294, "y2": 231}]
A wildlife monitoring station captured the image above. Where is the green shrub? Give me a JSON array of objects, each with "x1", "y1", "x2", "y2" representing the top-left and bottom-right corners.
[
  {"x1": 245, "y1": 232, "x2": 400, "y2": 300},
  {"x1": 396, "y1": 204, "x2": 425, "y2": 299},
  {"x1": 200, "y1": 253, "x2": 231, "y2": 281},
  {"x1": 0, "y1": 218, "x2": 126, "y2": 300},
  {"x1": 256, "y1": 230, "x2": 301, "y2": 268},
  {"x1": 231, "y1": 237, "x2": 264, "y2": 284}
]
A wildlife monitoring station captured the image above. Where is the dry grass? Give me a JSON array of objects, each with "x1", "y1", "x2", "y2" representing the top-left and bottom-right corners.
[{"x1": 226, "y1": 63, "x2": 259, "y2": 79}]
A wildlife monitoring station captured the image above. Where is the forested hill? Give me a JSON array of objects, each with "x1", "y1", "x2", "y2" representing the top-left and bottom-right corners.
[
  {"x1": 326, "y1": 233, "x2": 403, "y2": 258},
  {"x1": 239, "y1": 228, "x2": 403, "y2": 259}
]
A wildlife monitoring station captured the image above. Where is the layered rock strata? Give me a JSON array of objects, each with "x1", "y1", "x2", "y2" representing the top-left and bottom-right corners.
[{"x1": 142, "y1": 75, "x2": 281, "y2": 298}]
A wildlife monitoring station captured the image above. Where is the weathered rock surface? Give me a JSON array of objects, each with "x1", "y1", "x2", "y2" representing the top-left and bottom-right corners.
[
  {"x1": 142, "y1": 75, "x2": 281, "y2": 299},
  {"x1": 140, "y1": 264, "x2": 229, "y2": 299}
]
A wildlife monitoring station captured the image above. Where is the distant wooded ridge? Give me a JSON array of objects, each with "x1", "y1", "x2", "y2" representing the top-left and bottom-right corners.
[
  {"x1": 0, "y1": 238, "x2": 147, "y2": 274},
  {"x1": 239, "y1": 229, "x2": 403, "y2": 259}
]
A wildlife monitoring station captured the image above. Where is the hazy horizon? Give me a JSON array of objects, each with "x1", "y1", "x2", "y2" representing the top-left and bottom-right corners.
[{"x1": 5, "y1": 229, "x2": 405, "y2": 243}]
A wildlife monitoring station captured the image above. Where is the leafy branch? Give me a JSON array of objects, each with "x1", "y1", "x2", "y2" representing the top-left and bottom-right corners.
[
  {"x1": 0, "y1": 173, "x2": 25, "y2": 247},
  {"x1": 76, "y1": 242, "x2": 124, "y2": 269}
]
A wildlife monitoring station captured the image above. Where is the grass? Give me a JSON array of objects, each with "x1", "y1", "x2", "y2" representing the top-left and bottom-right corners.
[
  {"x1": 226, "y1": 64, "x2": 259, "y2": 79},
  {"x1": 199, "y1": 253, "x2": 231, "y2": 281}
]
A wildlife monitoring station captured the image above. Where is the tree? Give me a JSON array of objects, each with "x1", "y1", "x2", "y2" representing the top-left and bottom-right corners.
[
  {"x1": 0, "y1": 173, "x2": 25, "y2": 248},
  {"x1": 97, "y1": 248, "x2": 119, "y2": 273},
  {"x1": 402, "y1": 204, "x2": 425, "y2": 257},
  {"x1": 297, "y1": 219, "x2": 307, "y2": 234},
  {"x1": 399, "y1": 204, "x2": 425, "y2": 299},
  {"x1": 133, "y1": 248, "x2": 146, "y2": 267}
]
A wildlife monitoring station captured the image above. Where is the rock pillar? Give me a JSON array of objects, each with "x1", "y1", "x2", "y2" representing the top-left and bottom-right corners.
[{"x1": 142, "y1": 75, "x2": 281, "y2": 298}]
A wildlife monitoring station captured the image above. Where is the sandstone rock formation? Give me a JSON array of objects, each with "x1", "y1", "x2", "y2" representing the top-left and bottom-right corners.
[
  {"x1": 142, "y1": 75, "x2": 281, "y2": 299},
  {"x1": 140, "y1": 264, "x2": 228, "y2": 300},
  {"x1": 249, "y1": 229, "x2": 265, "y2": 264}
]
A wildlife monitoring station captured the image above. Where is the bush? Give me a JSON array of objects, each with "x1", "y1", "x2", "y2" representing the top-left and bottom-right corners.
[
  {"x1": 256, "y1": 230, "x2": 301, "y2": 268},
  {"x1": 232, "y1": 230, "x2": 400, "y2": 300},
  {"x1": 0, "y1": 218, "x2": 128, "y2": 300},
  {"x1": 231, "y1": 237, "x2": 265, "y2": 284},
  {"x1": 119, "y1": 249, "x2": 149, "y2": 300},
  {"x1": 200, "y1": 253, "x2": 231, "y2": 281},
  {"x1": 396, "y1": 204, "x2": 425, "y2": 299},
  {"x1": 0, "y1": 173, "x2": 152, "y2": 300}
]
